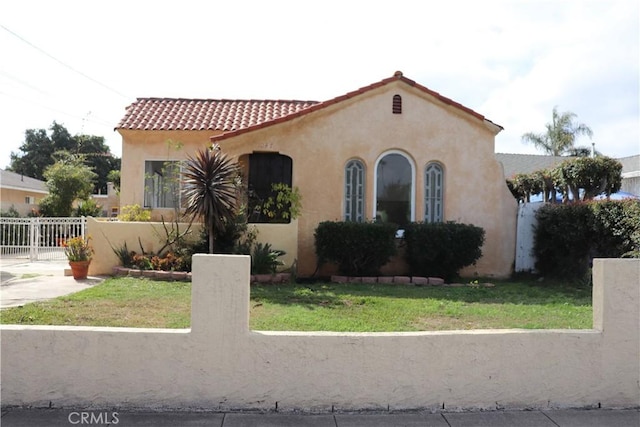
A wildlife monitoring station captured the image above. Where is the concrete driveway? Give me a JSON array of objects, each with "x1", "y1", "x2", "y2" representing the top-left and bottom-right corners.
[{"x1": 0, "y1": 259, "x2": 104, "y2": 309}]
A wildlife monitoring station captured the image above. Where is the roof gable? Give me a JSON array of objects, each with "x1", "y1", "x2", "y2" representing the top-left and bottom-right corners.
[
  {"x1": 210, "y1": 71, "x2": 502, "y2": 142},
  {"x1": 115, "y1": 72, "x2": 502, "y2": 139}
]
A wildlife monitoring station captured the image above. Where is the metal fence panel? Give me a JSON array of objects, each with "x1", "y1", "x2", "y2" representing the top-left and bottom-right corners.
[{"x1": 0, "y1": 217, "x2": 86, "y2": 261}]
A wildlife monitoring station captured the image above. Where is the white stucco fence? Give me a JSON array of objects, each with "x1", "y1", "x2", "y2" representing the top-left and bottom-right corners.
[{"x1": 1, "y1": 256, "x2": 638, "y2": 412}]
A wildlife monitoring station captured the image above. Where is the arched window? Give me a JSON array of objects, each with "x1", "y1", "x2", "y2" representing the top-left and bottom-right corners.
[
  {"x1": 247, "y1": 153, "x2": 293, "y2": 223},
  {"x1": 425, "y1": 162, "x2": 444, "y2": 223},
  {"x1": 344, "y1": 159, "x2": 365, "y2": 222},
  {"x1": 375, "y1": 152, "x2": 414, "y2": 228},
  {"x1": 392, "y1": 94, "x2": 402, "y2": 114}
]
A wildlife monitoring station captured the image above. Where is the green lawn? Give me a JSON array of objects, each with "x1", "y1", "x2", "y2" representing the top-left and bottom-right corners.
[{"x1": 0, "y1": 277, "x2": 593, "y2": 331}]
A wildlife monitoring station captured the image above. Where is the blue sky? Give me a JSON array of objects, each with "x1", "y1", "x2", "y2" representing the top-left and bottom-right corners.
[{"x1": 1, "y1": 0, "x2": 638, "y2": 170}]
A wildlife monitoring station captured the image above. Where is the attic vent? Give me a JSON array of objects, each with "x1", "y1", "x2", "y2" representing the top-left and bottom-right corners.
[{"x1": 392, "y1": 94, "x2": 402, "y2": 114}]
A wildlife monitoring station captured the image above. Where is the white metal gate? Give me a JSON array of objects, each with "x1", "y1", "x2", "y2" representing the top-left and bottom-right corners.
[{"x1": 0, "y1": 217, "x2": 86, "y2": 261}]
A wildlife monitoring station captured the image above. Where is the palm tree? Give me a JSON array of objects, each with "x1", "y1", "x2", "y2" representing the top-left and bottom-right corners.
[
  {"x1": 522, "y1": 106, "x2": 593, "y2": 156},
  {"x1": 182, "y1": 144, "x2": 239, "y2": 254}
]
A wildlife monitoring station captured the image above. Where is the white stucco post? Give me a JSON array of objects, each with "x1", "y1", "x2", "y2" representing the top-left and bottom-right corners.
[
  {"x1": 591, "y1": 258, "x2": 640, "y2": 406},
  {"x1": 190, "y1": 254, "x2": 251, "y2": 338}
]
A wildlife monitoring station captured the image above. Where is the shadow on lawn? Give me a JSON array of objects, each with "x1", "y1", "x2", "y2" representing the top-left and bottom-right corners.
[{"x1": 249, "y1": 279, "x2": 592, "y2": 310}]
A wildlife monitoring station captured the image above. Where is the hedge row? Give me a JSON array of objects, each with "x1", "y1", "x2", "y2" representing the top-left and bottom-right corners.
[
  {"x1": 315, "y1": 221, "x2": 485, "y2": 281},
  {"x1": 534, "y1": 199, "x2": 640, "y2": 279}
]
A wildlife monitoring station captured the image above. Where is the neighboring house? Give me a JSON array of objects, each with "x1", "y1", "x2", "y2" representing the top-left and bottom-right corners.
[
  {"x1": 496, "y1": 153, "x2": 576, "y2": 178},
  {"x1": 618, "y1": 155, "x2": 640, "y2": 196},
  {"x1": 116, "y1": 71, "x2": 517, "y2": 278},
  {"x1": 497, "y1": 153, "x2": 640, "y2": 197},
  {"x1": 90, "y1": 182, "x2": 120, "y2": 217},
  {"x1": 0, "y1": 169, "x2": 48, "y2": 215}
]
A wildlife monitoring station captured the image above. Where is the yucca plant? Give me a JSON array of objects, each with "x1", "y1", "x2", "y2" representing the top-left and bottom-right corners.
[{"x1": 182, "y1": 144, "x2": 240, "y2": 254}]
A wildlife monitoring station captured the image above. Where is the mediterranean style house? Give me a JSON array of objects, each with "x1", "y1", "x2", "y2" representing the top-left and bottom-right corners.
[{"x1": 116, "y1": 72, "x2": 517, "y2": 278}]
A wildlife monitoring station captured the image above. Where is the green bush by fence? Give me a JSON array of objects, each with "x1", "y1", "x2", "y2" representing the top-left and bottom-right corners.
[
  {"x1": 314, "y1": 221, "x2": 398, "y2": 276},
  {"x1": 534, "y1": 200, "x2": 640, "y2": 279},
  {"x1": 404, "y1": 222, "x2": 485, "y2": 282}
]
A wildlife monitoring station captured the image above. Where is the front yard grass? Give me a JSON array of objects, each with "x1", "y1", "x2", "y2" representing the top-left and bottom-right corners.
[{"x1": 0, "y1": 277, "x2": 593, "y2": 331}]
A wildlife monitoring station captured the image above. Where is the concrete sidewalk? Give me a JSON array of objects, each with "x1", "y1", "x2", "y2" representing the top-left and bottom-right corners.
[
  {"x1": 0, "y1": 260, "x2": 104, "y2": 308},
  {"x1": 1, "y1": 408, "x2": 638, "y2": 426}
]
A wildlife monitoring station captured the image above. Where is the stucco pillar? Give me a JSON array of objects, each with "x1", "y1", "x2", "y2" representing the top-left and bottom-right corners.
[
  {"x1": 190, "y1": 254, "x2": 251, "y2": 338},
  {"x1": 592, "y1": 258, "x2": 640, "y2": 406}
]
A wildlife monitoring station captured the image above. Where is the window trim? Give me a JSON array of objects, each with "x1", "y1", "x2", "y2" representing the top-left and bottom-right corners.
[
  {"x1": 372, "y1": 150, "x2": 416, "y2": 226},
  {"x1": 424, "y1": 161, "x2": 444, "y2": 223},
  {"x1": 143, "y1": 159, "x2": 183, "y2": 209},
  {"x1": 344, "y1": 158, "x2": 366, "y2": 222}
]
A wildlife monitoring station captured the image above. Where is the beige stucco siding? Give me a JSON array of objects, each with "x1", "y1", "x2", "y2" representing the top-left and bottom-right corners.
[
  {"x1": 117, "y1": 80, "x2": 516, "y2": 278},
  {"x1": 215, "y1": 81, "x2": 516, "y2": 277},
  {"x1": 119, "y1": 129, "x2": 222, "y2": 219},
  {"x1": 0, "y1": 188, "x2": 46, "y2": 215}
]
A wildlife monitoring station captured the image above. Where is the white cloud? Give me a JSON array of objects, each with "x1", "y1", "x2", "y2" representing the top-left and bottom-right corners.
[{"x1": 0, "y1": 0, "x2": 637, "y2": 169}]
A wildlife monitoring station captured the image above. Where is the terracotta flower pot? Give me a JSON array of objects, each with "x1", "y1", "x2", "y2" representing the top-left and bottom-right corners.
[{"x1": 69, "y1": 260, "x2": 91, "y2": 280}]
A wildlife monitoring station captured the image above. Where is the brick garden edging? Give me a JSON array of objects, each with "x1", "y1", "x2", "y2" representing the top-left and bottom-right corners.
[
  {"x1": 112, "y1": 267, "x2": 493, "y2": 288},
  {"x1": 112, "y1": 267, "x2": 293, "y2": 284},
  {"x1": 330, "y1": 275, "x2": 496, "y2": 288}
]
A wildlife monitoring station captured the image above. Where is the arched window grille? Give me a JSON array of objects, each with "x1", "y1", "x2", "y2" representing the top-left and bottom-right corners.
[
  {"x1": 344, "y1": 159, "x2": 365, "y2": 222},
  {"x1": 424, "y1": 162, "x2": 444, "y2": 223}
]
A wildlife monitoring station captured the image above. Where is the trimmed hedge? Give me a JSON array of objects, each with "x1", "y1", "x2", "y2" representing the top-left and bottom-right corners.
[
  {"x1": 314, "y1": 221, "x2": 398, "y2": 276},
  {"x1": 403, "y1": 222, "x2": 485, "y2": 282},
  {"x1": 534, "y1": 199, "x2": 640, "y2": 279}
]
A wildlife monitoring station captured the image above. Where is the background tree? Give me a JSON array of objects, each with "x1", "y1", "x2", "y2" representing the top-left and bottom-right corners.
[
  {"x1": 8, "y1": 122, "x2": 120, "y2": 194},
  {"x1": 521, "y1": 106, "x2": 594, "y2": 156},
  {"x1": 38, "y1": 153, "x2": 97, "y2": 217},
  {"x1": 182, "y1": 144, "x2": 240, "y2": 254}
]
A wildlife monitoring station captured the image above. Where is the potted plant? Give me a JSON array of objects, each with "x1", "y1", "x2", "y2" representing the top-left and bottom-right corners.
[{"x1": 63, "y1": 236, "x2": 94, "y2": 280}]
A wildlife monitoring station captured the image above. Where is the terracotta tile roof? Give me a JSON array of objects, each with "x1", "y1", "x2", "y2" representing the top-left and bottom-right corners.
[
  {"x1": 210, "y1": 71, "x2": 502, "y2": 142},
  {"x1": 115, "y1": 72, "x2": 501, "y2": 139},
  {"x1": 116, "y1": 98, "x2": 320, "y2": 131}
]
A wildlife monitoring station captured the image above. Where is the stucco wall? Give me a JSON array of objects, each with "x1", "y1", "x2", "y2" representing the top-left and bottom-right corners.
[
  {"x1": 86, "y1": 217, "x2": 201, "y2": 276},
  {"x1": 216, "y1": 82, "x2": 517, "y2": 277},
  {"x1": 118, "y1": 129, "x2": 221, "y2": 221},
  {"x1": 87, "y1": 218, "x2": 297, "y2": 275},
  {"x1": 118, "y1": 82, "x2": 518, "y2": 278},
  {"x1": 0, "y1": 187, "x2": 44, "y2": 215},
  {"x1": 1, "y1": 257, "x2": 638, "y2": 412}
]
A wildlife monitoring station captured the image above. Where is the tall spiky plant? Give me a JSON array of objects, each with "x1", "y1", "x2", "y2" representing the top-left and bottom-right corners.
[{"x1": 182, "y1": 144, "x2": 239, "y2": 254}]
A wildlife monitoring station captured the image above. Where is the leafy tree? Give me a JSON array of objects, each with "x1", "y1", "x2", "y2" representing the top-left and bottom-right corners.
[
  {"x1": 557, "y1": 156, "x2": 622, "y2": 201},
  {"x1": 182, "y1": 144, "x2": 240, "y2": 254},
  {"x1": 521, "y1": 106, "x2": 593, "y2": 156},
  {"x1": 38, "y1": 153, "x2": 97, "y2": 217},
  {"x1": 8, "y1": 122, "x2": 120, "y2": 193}
]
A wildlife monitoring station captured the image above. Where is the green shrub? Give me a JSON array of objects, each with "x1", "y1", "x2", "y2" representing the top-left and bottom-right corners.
[
  {"x1": 314, "y1": 221, "x2": 398, "y2": 276},
  {"x1": 403, "y1": 222, "x2": 485, "y2": 282},
  {"x1": 251, "y1": 242, "x2": 286, "y2": 274},
  {"x1": 591, "y1": 200, "x2": 640, "y2": 258},
  {"x1": 534, "y1": 203, "x2": 593, "y2": 279},
  {"x1": 74, "y1": 199, "x2": 102, "y2": 217},
  {"x1": 118, "y1": 204, "x2": 151, "y2": 221},
  {"x1": 533, "y1": 199, "x2": 640, "y2": 279}
]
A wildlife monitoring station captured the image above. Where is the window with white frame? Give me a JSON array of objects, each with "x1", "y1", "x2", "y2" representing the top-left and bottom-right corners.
[
  {"x1": 425, "y1": 162, "x2": 444, "y2": 223},
  {"x1": 344, "y1": 159, "x2": 365, "y2": 222},
  {"x1": 144, "y1": 160, "x2": 181, "y2": 209},
  {"x1": 375, "y1": 152, "x2": 414, "y2": 228}
]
